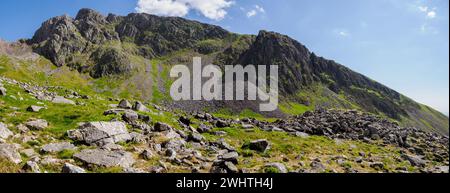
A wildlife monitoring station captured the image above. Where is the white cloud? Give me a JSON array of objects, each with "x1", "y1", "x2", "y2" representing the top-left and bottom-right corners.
[
  {"x1": 255, "y1": 5, "x2": 265, "y2": 13},
  {"x1": 427, "y1": 10, "x2": 436, "y2": 18},
  {"x1": 246, "y1": 10, "x2": 257, "y2": 18},
  {"x1": 135, "y1": 0, "x2": 235, "y2": 21},
  {"x1": 246, "y1": 4, "x2": 265, "y2": 18},
  {"x1": 418, "y1": 6, "x2": 428, "y2": 13},
  {"x1": 333, "y1": 29, "x2": 350, "y2": 37},
  {"x1": 415, "y1": 4, "x2": 437, "y2": 19}
]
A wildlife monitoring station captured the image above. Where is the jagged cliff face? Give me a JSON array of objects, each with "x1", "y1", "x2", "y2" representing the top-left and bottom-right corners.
[
  {"x1": 27, "y1": 9, "x2": 449, "y2": 136},
  {"x1": 29, "y1": 8, "x2": 229, "y2": 77}
]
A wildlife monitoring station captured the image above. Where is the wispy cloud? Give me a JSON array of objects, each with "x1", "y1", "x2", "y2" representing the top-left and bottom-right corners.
[
  {"x1": 245, "y1": 4, "x2": 265, "y2": 18},
  {"x1": 135, "y1": 0, "x2": 235, "y2": 21},
  {"x1": 333, "y1": 29, "x2": 351, "y2": 38}
]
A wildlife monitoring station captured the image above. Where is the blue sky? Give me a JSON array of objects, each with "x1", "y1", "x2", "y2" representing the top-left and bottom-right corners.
[{"x1": 0, "y1": 0, "x2": 448, "y2": 114}]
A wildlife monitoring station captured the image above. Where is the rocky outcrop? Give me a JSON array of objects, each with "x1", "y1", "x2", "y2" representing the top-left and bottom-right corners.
[
  {"x1": 68, "y1": 121, "x2": 131, "y2": 146},
  {"x1": 74, "y1": 148, "x2": 135, "y2": 168},
  {"x1": 41, "y1": 142, "x2": 76, "y2": 153},
  {"x1": 0, "y1": 122, "x2": 13, "y2": 139},
  {"x1": 0, "y1": 143, "x2": 22, "y2": 164}
]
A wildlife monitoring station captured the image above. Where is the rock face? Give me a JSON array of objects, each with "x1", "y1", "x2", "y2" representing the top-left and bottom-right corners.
[
  {"x1": 68, "y1": 121, "x2": 131, "y2": 146},
  {"x1": 29, "y1": 8, "x2": 228, "y2": 78},
  {"x1": 41, "y1": 142, "x2": 76, "y2": 153},
  {"x1": 74, "y1": 149, "x2": 135, "y2": 168},
  {"x1": 0, "y1": 122, "x2": 13, "y2": 139},
  {"x1": 0, "y1": 143, "x2": 22, "y2": 164}
]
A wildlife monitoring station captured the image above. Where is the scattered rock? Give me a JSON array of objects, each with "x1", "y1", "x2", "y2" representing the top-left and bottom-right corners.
[
  {"x1": 27, "y1": 105, "x2": 44, "y2": 112},
  {"x1": 133, "y1": 101, "x2": 149, "y2": 112},
  {"x1": 74, "y1": 149, "x2": 135, "y2": 168},
  {"x1": 188, "y1": 133, "x2": 204, "y2": 142},
  {"x1": 62, "y1": 163, "x2": 86, "y2": 173},
  {"x1": 122, "y1": 111, "x2": 138, "y2": 123},
  {"x1": 118, "y1": 99, "x2": 132, "y2": 109},
  {"x1": 215, "y1": 120, "x2": 229, "y2": 128},
  {"x1": 140, "y1": 149, "x2": 154, "y2": 160},
  {"x1": 25, "y1": 119, "x2": 49, "y2": 130},
  {"x1": 154, "y1": 122, "x2": 172, "y2": 132},
  {"x1": 41, "y1": 142, "x2": 76, "y2": 153},
  {"x1": 219, "y1": 151, "x2": 239, "y2": 164},
  {"x1": 264, "y1": 163, "x2": 288, "y2": 173},
  {"x1": 67, "y1": 121, "x2": 131, "y2": 146},
  {"x1": 244, "y1": 139, "x2": 270, "y2": 152},
  {"x1": 0, "y1": 87, "x2": 6, "y2": 96},
  {"x1": 179, "y1": 116, "x2": 191, "y2": 126},
  {"x1": 197, "y1": 124, "x2": 212, "y2": 134},
  {"x1": 369, "y1": 162, "x2": 385, "y2": 170},
  {"x1": 0, "y1": 143, "x2": 22, "y2": 164},
  {"x1": 23, "y1": 161, "x2": 41, "y2": 173},
  {"x1": 224, "y1": 161, "x2": 239, "y2": 173},
  {"x1": 0, "y1": 122, "x2": 13, "y2": 139},
  {"x1": 51, "y1": 96, "x2": 75, "y2": 105},
  {"x1": 403, "y1": 154, "x2": 427, "y2": 167}
]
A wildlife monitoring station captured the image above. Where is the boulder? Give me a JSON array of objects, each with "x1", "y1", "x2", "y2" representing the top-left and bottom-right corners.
[
  {"x1": 118, "y1": 99, "x2": 132, "y2": 109},
  {"x1": 403, "y1": 154, "x2": 427, "y2": 167},
  {"x1": 27, "y1": 105, "x2": 44, "y2": 112},
  {"x1": 41, "y1": 142, "x2": 76, "y2": 153},
  {"x1": 62, "y1": 163, "x2": 86, "y2": 173},
  {"x1": 67, "y1": 121, "x2": 131, "y2": 146},
  {"x1": 0, "y1": 122, "x2": 13, "y2": 139},
  {"x1": 74, "y1": 149, "x2": 135, "y2": 168},
  {"x1": 264, "y1": 163, "x2": 288, "y2": 173},
  {"x1": 219, "y1": 151, "x2": 239, "y2": 164},
  {"x1": 25, "y1": 119, "x2": 49, "y2": 130},
  {"x1": 51, "y1": 96, "x2": 76, "y2": 105},
  {"x1": 245, "y1": 139, "x2": 270, "y2": 152},
  {"x1": 154, "y1": 122, "x2": 173, "y2": 132},
  {"x1": 23, "y1": 161, "x2": 41, "y2": 173},
  {"x1": 122, "y1": 111, "x2": 138, "y2": 123},
  {"x1": 133, "y1": 101, "x2": 149, "y2": 112},
  {"x1": 0, "y1": 143, "x2": 22, "y2": 164},
  {"x1": 188, "y1": 133, "x2": 204, "y2": 142},
  {"x1": 0, "y1": 87, "x2": 6, "y2": 96},
  {"x1": 140, "y1": 149, "x2": 154, "y2": 160},
  {"x1": 197, "y1": 124, "x2": 212, "y2": 133}
]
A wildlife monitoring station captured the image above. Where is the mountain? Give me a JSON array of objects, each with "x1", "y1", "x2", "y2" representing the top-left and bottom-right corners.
[
  {"x1": 0, "y1": 8, "x2": 448, "y2": 174},
  {"x1": 24, "y1": 8, "x2": 449, "y2": 136}
]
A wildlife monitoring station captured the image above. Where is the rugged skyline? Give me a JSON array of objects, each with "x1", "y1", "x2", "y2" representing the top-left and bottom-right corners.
[{"x1": 0, "y1": 0, "x2": 448, "y2": 115}]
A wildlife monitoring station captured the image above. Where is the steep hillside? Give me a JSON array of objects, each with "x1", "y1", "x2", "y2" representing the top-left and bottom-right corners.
[{"x1": 24, "y1": 8, "x2": 449, "y2": 136}]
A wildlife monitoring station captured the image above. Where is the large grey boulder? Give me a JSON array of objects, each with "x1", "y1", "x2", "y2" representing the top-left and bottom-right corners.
[
  {"x1": 244, "y1": 139, "x2": 271, "y2": 152},
  {"x1": 403, "y1": 154, "x2": 427, "y2": 167},
  {"x1": 41, "y1": 142, "x2": 76, "y2": 153},
  {"x1": 0, "y1": 122, "x2": 13, "y2": 139},
  {"x1": 68, "y1": 121, "x2": 131, "y2": 146},
  {"x1": 74, "y1": 149, "x2": 135, "y2": 168},
  {"x1": 133, "y1": 101, "x2": 149, "y2": 112},
  {"x1": 51, "y1": 96, "x2": 76, "y2": 105},
  {"x1": 118, "y1": 99, "x2": 132, "y2": 109},
  {"x1": 25, "y1": 119, "x2": 49, "y2": 130},
  {"x1": 0, "y1": 143, "x2": 22, "y2": 164}
]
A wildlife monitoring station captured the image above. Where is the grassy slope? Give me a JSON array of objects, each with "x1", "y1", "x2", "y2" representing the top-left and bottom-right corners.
[{"x1": 1, "y1": 53, "x2": 428, "y2": 173}]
